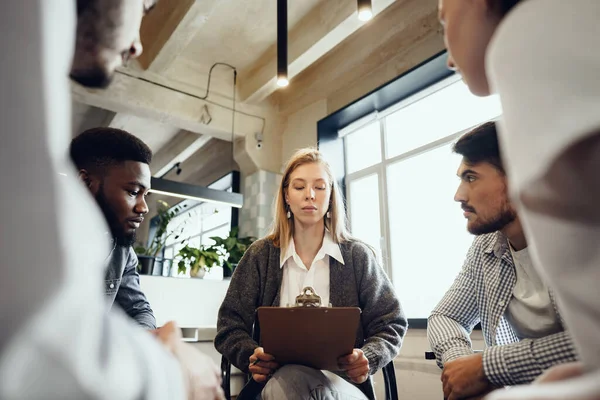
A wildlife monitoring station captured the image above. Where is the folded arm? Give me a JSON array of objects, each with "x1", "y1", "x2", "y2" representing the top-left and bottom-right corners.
[{"x1": 483, "y1": 330, "x2": 579, "y2": 387}]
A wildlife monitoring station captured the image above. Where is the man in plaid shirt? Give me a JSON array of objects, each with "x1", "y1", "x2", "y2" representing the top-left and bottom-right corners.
[{"x1": 427, "y1": 122, "x2": 579, "y2": 400}]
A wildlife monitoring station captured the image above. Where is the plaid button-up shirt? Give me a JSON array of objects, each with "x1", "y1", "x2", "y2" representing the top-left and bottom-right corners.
[{"x1": 427, "y1": 232, "x2": 578, "y2": 387}]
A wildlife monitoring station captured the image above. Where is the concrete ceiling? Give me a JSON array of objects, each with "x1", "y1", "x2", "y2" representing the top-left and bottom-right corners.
[
  {"x1": 109, "y1": 113, "x2": 180, "y2": 154},
  {"x1": 180, "y1": 0, "x2": 322, "y2": 71},
  {"x1": 72, "y1": 0, "x2": 443, "y2": 182}
]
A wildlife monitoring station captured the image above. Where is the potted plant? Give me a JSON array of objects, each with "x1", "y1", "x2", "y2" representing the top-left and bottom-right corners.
[
  {"x1": 176, "y1": 245, "x2": 221, "y2": 278},
  {"x1": 210, "y1": 226, "x2": 256, "y2": 278},
  {"x1": 135, "y1": 199, "x2": 188, "y2": 275}
]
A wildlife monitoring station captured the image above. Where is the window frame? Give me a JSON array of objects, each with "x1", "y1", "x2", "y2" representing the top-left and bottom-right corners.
[
  {"x1": 318, "y1": 51, "x2": 474, "y2": 328},
  {"x1": 148, "y1": 171, "x2": 240, "y2": 277}
]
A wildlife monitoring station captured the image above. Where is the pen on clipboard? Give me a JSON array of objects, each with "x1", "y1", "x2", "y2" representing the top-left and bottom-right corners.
[{"x1": 251, "y1": 358, "x2": 261, "y2": 366}]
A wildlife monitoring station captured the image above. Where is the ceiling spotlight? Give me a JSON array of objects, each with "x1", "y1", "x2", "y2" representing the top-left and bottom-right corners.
[
  {"x1": 357, "y1": 0, "x2": 373, "y2": 21},
  {"x1": 277, "y1": 77, "x2": 289, "y2": 87}
]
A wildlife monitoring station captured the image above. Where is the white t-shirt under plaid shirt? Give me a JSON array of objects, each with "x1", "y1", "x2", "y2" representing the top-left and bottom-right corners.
[{"x1": 504, "y1": 245, "x2": 562, "y2": 340}]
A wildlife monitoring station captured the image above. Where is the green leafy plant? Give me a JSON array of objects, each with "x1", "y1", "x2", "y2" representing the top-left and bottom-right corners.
[
  {"x1": 135, "y1": 199, "x2": 188, "y2": 257},
  {"x1": 177, "y1": 245, "x2": 221, "y2": 277},
  {"x1": 209, "y1": 226, "x2": 256, "y2": 272}
]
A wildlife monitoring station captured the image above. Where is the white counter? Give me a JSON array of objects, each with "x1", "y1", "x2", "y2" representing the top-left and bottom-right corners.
[{"x1": 139, "y1": 276, "x2": 230, "y2": 330}]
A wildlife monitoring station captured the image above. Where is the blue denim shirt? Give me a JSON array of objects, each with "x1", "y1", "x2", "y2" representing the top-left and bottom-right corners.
[{"x1": 105, "y1": 242, "x2": 156, "y2": 330}]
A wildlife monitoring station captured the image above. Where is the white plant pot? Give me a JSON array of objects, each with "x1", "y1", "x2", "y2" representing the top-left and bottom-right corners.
[{"x1": 190, "y1": 268, "x2": 206, "y2": 279}]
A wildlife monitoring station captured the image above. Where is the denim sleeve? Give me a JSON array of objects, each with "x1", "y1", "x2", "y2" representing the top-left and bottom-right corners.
[{"x1": 114, "y1": 249, "x2": 157, "y2": 330}]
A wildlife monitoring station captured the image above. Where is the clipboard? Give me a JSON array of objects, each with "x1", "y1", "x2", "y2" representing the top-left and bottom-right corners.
[{"x1": 257, "y1": 287, "x2": 361, "y2": 371}]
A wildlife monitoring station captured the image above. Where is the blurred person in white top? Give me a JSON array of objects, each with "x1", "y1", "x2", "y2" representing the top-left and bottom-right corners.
[
  {"x1": 435, "y1": 0, "x2": 600, "y2": 399},
  {"x1": 0, "y1": 1, "x2": 223, "y2": 399}
]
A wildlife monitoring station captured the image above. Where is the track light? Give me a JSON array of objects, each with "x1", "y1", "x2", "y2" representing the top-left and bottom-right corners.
[
  {"x1": 277, "y1": 0, "x2": 288, "y2": 88},
  {"x1": 357, "y1": 0, "x2": 373, "y2": 21},
  {"x1": 149, "y1": 178, "x2": 243, "y2": 208}
]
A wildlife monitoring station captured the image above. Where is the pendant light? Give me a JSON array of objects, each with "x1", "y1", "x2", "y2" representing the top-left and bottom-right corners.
[
  {"x1": 277, "y1": 0, "x2": 289, "y2": 87},
  {"x1": 357, "y1": 0, "x2": 373, "y2": 21}
]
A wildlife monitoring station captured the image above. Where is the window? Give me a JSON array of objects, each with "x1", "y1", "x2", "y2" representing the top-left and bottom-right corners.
[
  {"x1": 161, "y1": 174, "x2": 235, "y2": 279},
  {"x1": 343, "y1": 77, "x2": 501, "y2": 319},
  {"x1": 348, "y1": 173, "x2": 382, "y2": 261}
]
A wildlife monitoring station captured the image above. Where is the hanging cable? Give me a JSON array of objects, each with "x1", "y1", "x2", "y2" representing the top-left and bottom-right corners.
[{"x1": 115, "y1": 65, "x2": 265, "y2": 134}]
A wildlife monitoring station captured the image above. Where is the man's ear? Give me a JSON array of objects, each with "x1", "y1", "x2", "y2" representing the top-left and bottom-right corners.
[{"x1": 78, "y1": 169, "x2": 100, "y2": 195}]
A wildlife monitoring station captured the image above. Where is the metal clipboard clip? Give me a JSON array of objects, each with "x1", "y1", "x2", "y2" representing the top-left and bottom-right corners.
[{"x1": 294, "y1": 286, "x2": 323, "y2": 307}]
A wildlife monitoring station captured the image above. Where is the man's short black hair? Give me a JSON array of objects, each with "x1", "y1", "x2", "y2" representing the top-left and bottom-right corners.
[
  {"x1": 453, "y1": 121, "x2": 504, "y2": 174},
  {"x1": 70, "y1": 127, "x2": 152, "y2": 174}
]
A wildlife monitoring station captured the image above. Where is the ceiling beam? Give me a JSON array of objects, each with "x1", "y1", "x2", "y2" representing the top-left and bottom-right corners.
[
  {"x1": 274, "y1": 0, "x2": 442, "y2": 116},
  {"x1": 145, "y1": 1, "x2": 221, "y2": 74},
  {"x1": 137, "y1": 0, "x2": 196, "y2": 70},
  {"x1": 238, "y1": 0, "x2": 397, "y2": 104},
  {"x1": 161, "y1": 138, "x2": 237, "y2": 187},
  {"x1": 151, "y1": 131, "x2": 212, "y2": 177},
  {"x1": 70, "y1": 71, "x2": 263, "y2": 142},
  {"x1": 71, "y1": 102, "x2": 116, "y2": 137}
]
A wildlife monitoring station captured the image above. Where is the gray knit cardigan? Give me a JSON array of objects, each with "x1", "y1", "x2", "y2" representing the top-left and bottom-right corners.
[{"x1": 215, "y1": 238, "x2": 407, "y2": 383}]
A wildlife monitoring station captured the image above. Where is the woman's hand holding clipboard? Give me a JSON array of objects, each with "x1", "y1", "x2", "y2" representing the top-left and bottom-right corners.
[{"x1": 248, "y1": 347, "x2": 279, "y2": 383}]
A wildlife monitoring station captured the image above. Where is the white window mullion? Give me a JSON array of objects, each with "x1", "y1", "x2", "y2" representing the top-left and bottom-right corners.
[
  {"x1": 345, "y1": 164, "x2": 381, "y2": 182},
  {"x1": 379, "y1": 119, "x2": 393, "y2": 279}
]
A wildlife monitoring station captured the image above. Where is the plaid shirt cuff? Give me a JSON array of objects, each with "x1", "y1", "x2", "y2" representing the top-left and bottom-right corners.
[
  {"x1": 442, "y1": 347, "x2": 474, "y2": 365},
  {"x1": 483, "y1": 346, "x2": 514, "y2": 387}
]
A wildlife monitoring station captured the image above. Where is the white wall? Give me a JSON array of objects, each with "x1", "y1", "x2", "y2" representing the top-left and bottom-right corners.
[
  {"x1": 281, "y1": 99, "x2": 328, "y2": 166},
  {"x1": 140, "y1": 275, "x2": 229, "y2": 328}
]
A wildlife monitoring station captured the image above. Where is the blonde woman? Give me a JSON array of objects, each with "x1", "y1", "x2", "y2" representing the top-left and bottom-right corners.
[{"x1": 215, "y1": 148, "x2": 406, "y2": 400}]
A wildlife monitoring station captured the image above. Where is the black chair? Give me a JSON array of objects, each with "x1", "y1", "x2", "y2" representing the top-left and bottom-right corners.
[
  {"x1": 220, "y1": 320, "x2": 399, "y2": 400},
  {"x1": 221, "y1": 356, "x2": 398, "y2": 400}
]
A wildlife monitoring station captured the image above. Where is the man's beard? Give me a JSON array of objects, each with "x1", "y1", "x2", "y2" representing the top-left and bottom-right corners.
[
  {"x1": 467, "y1": 204, "x2": 517, "y2": 236},
  {"x1": 95, "y1": 186, "x2": 136, "y2": 247}
]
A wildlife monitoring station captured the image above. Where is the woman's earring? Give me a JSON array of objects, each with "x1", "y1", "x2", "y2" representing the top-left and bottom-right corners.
[
  {"x1": 326, "y1": 211, "x2": 331, "y2": 219},
  {"x1": 286, "y1": 205, "x2": 291, "y2": 219}
]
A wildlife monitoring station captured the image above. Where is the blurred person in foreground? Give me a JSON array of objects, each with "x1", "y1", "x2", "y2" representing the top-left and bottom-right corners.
[
  {"x1": 0, "y1": 1, "x2": 223, "y2": 399},
  {"x1": 436, "y1": 0, "x2": 600, "y2": 399}
]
